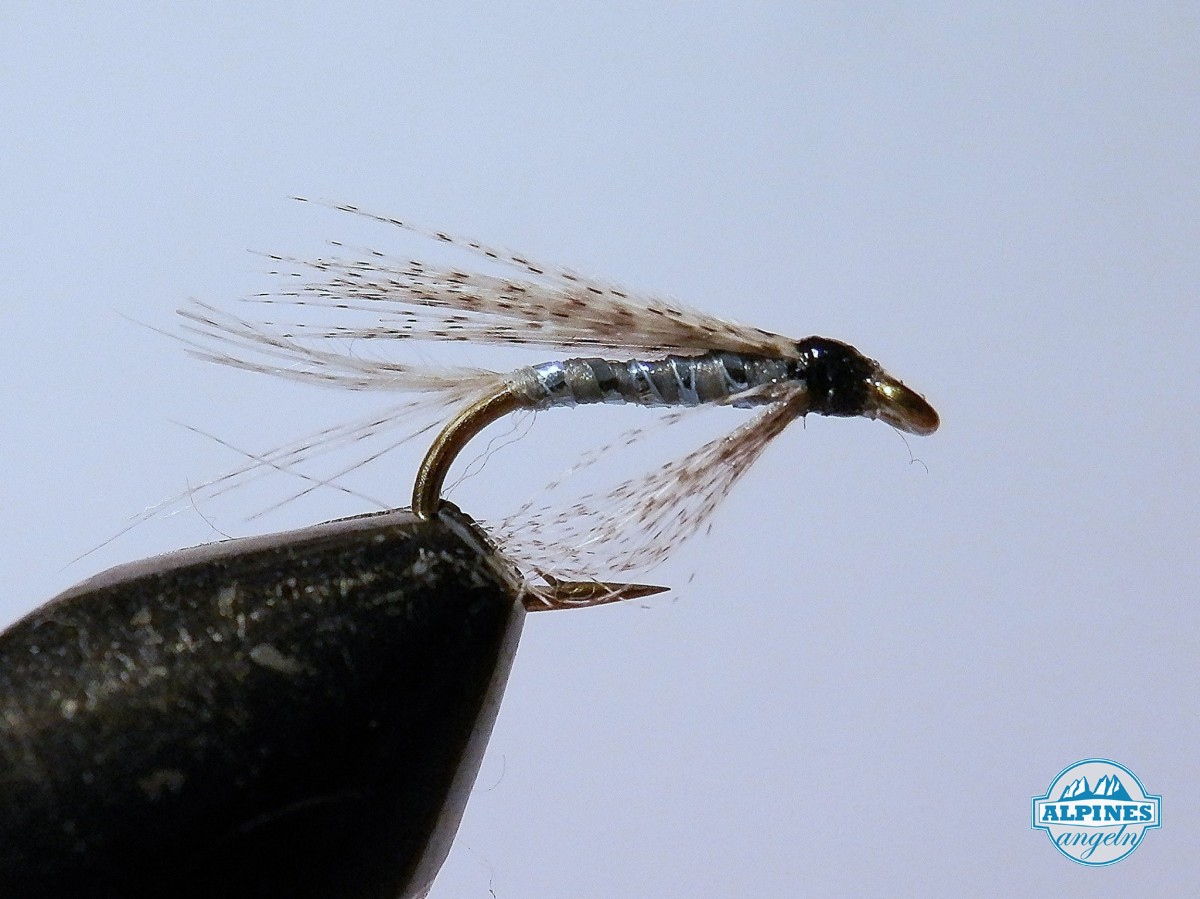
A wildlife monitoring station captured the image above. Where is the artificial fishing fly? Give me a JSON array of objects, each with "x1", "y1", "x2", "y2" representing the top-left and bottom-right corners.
[{"x1": 177, "y1": 200, "x2": 939, "y2": 609}]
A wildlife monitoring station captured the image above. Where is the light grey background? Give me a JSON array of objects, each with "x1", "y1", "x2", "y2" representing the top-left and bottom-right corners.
[{"x1": 4, "y1": 4, "x2": 1197, "y2": 895}]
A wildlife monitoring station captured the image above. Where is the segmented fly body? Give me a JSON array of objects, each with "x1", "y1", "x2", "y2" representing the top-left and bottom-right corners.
[{"x1": 178, "y1": 200, "x2": 938, "y2": 609}]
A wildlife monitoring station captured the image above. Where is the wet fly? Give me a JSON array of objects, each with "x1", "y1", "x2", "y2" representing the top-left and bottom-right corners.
[{"x1": 178, "y1": 200, "x2": 938, "y2": 609}]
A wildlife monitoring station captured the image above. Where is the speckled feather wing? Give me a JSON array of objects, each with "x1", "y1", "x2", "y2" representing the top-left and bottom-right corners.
[{"x1": 208, "y1": 199, "x2": 801, "y2": 371}]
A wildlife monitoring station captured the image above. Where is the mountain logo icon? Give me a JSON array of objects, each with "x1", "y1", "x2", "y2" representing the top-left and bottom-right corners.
[
  {"x1": 1032, "y1": 759, "x2": 1160, "y2": 866},
  {"x1": 1058, "y1": 774, "x2": 1132, "y2": 801}
]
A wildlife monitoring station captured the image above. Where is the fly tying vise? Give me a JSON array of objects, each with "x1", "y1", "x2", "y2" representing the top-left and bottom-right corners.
[{"x1": 180, "y1": 200, "x2": 939, "y2": 610}]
